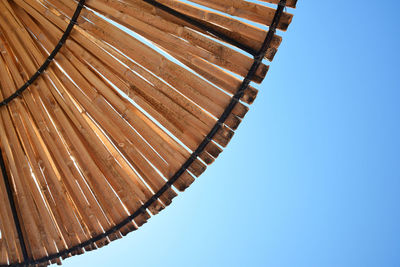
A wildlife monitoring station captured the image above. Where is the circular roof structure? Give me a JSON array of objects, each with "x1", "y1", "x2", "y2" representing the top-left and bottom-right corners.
[{"x1": 0, "y1": 0, "x2": 296, "y2": 266}]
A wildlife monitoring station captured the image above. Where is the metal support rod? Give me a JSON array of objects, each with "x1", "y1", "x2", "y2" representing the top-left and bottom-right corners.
[
  {"x1": 0, "y1": 149, "x2": 29, "y2": 262},
  {"x1": 142, "y1": 0, "x2": 258, "y2": 56}
]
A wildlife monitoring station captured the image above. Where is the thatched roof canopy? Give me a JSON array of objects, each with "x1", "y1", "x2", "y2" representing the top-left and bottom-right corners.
[{"x1": 0, "y1": 0, "x2": 296, "y2": 265}]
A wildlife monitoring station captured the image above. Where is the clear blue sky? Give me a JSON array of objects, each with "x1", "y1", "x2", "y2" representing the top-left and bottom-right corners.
[{"x1": 63, "y1": 1, "x2": 400, "y2": 266}]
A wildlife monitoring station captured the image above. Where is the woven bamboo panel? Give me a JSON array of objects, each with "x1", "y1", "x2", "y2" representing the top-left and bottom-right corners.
[{"x1": 0, "y1": 0, "x2": 296, "y2": 266}]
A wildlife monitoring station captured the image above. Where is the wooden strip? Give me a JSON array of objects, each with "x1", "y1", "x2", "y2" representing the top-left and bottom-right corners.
[{"x1": 186, "y1": 0, "x2": 293, "y2": 30}]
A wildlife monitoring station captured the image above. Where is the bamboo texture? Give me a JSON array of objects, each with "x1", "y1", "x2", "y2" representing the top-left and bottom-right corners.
[{"x1": 0, "y1": 0, "x2": 296, "y2": 266}]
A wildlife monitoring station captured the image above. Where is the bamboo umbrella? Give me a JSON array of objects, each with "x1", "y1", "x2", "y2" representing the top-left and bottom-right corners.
[{"x1": 0, "y1": 0, "x2": 297, "y2": 266}]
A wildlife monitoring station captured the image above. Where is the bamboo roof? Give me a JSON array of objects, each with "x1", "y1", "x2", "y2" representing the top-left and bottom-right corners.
[{"x1": 0, "y1": 0, "x2": 296, "y2": 266}]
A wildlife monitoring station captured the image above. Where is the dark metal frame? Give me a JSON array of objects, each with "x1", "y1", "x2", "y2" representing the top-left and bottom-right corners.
[
  {"x1": 0, "y1": 151, "x2": 29, "y2": 262},
  {"x1": 0, "y1": 0, "x2": 287, "y2": 265}
]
